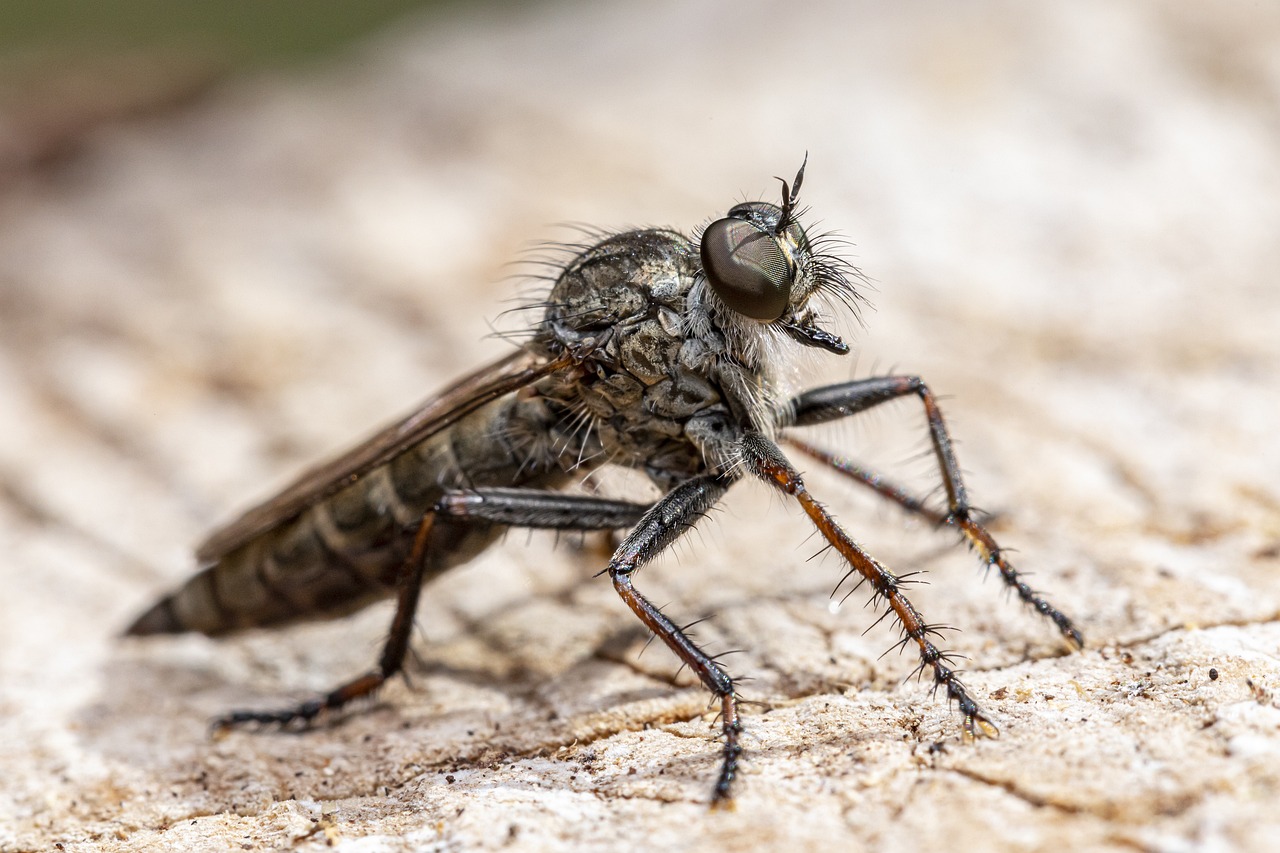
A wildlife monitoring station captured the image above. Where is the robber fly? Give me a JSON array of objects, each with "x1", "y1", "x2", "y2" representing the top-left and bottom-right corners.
[{"x1": 128, "y1": 160, "x2": 1082, "y2": 806}]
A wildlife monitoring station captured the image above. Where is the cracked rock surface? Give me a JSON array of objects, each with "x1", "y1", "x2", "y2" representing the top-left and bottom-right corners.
[{"x1": 3, "y1": 2, "x2": 1280, "y2": 851}]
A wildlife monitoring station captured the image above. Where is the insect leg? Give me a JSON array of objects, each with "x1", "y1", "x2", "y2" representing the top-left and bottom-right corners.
[
  {"x1": 786, "y1": 377, "x2": 1082, "y2": 648},
  {"x1": 442, "y1": 485, "x2": 750, "y2": 805},
  {"x1": 435, "y1": 488, "x2": 651, "y2": 529},
  {"x1": 782, "y1": 440, "x2": 948, "y2": 525},
  {"x1": 215, "y1": 490, "x2": 652, "y2": 729},
  {"x1": 215, "y1": 511, "x2": 440, "y2": 729},
  {"x1": 739, "y1": 432, "x2": 999, "y2": 741},
  {"x1": 604, "y1": 473, "x2": 743, "y2": 807}
]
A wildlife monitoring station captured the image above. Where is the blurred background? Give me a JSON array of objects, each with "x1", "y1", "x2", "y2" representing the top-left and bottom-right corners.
[
  {"x1": 0, "y1": 0, "x2": 449, "y2": 174},
  {"x1": 2, "y1": 2, "x2": 1279, "y2": 851},
  {"x1": 3, "y1": 0, "x2": 1275, "y2": 570}
]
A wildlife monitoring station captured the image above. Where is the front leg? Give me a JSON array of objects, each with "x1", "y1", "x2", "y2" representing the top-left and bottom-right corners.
[
  {"x1": 739, "y1": 433, "x2": 999, "y2": 741},
  {"x1": 787, "y1": 376, "x2": 1082, "y2": 648}
]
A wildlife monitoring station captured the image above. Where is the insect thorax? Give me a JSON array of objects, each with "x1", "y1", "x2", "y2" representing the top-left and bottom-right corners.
[{"x1": 533, "y1": 228, "x2": 775, "y2": 489}]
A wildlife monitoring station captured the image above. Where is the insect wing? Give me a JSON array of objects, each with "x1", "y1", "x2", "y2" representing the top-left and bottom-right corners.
[{"x1": 195, "y1": 347, "x2": 566, "y2": 563}]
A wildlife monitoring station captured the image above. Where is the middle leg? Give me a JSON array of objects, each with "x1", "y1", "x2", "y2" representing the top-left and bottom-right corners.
[
  {"x1": 448, "y1": 483, "x2": 749, "y2": 806},
  {"x1": 603, "y1": 473, "x2": 744, "y2": 807}
]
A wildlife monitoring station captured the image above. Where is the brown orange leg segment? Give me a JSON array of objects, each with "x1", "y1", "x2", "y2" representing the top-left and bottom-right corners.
[
  {"x1": 605, "y1": 473, "x2": 742, "y2": 807},
  {"x1": 787, "y1": 376, "x2": 1082, "y2": 648},
  {"x1": 740, "y1": 432, "x2": 998, "y2": 740},
  {"x1": 214, "y1": 512, "x2": 437, "y2": 730},
  {"x1": 613, "y1": 573, "x2": 743, "y2": 807},
  {"x1": 215, "y1": 488, "x2": 651, "y2": 731}
]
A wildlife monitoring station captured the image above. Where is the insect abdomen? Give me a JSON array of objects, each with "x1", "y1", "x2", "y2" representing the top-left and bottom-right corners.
[{"x1": 127, "y1": 400, "x2": 541, "y2": 636}]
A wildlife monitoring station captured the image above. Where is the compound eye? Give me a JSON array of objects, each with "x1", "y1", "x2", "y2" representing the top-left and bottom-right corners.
[{"x1": 699, "y1": 217, "x2": 792, "y2": 321}]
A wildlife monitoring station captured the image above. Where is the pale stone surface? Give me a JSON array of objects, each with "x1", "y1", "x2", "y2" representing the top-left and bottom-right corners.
[{"x1": 2, "y1": 1, "x2": 1279, "y2": 851}]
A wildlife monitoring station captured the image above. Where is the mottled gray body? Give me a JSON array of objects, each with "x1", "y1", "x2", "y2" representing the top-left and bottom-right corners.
[
  {"x1": 130, "y1": 228, "x2": 775, "y2": 636},
  {"x1": 127, "y1": 166, "x2": 1083, "y2": 806}
]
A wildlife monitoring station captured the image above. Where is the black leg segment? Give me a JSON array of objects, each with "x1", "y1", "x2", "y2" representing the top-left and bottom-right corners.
[
  {"x1": 604, "y1": 473, "x2": 744, "y2": 807},
  {"x1": 436, "y1": 487, "x2": 650, "y2": 530},
  {"x1": 215, "y1": 510, "x2": 440, "y2": 729},
  {"x1": 214, "y1": 489, "x2": 654, "y2": 731},
  {"x1": 786, "y1": 376, "x2": 1082, "y2": 648}
]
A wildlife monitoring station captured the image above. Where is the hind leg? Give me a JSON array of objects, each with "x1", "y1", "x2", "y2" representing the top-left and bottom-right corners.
[{"x1": 215, "y1": 489, "x2": 651, "y2": 728}]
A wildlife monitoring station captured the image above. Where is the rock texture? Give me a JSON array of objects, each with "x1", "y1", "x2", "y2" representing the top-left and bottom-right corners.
[{"x1": 2, "y1": 1, "x2": 1279, "y2": 850}]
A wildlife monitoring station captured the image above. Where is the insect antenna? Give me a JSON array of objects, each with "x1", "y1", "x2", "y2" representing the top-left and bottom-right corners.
[{"x1": 774, "y1": 152, "x2": 808, "y2": 234}]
